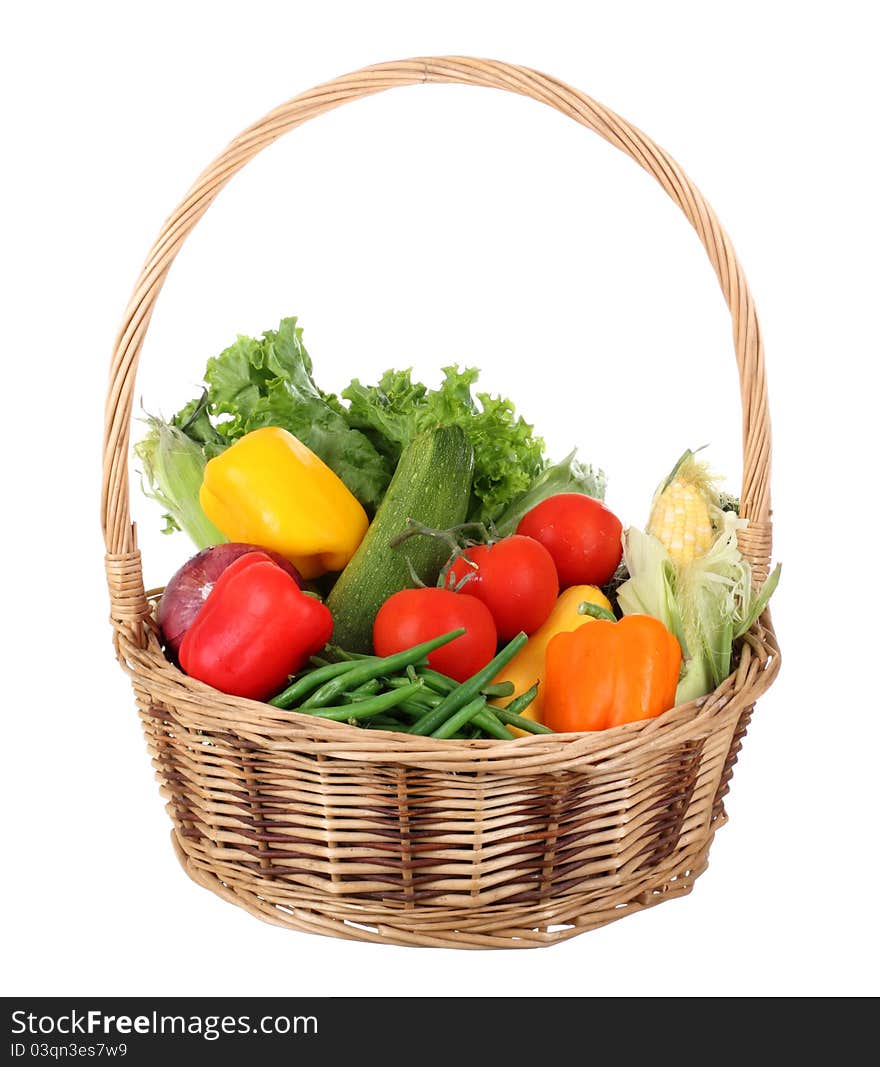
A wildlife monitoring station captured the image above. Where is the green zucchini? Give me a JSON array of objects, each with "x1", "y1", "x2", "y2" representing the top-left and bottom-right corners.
[{"x1": 326, "y1": 425, "x2": 475, "y2": 652}]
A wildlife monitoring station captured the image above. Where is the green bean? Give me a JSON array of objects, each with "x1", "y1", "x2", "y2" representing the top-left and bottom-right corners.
[
  {"x1": 408, "y1": 632, "x2": 528, "y2": 736},
  {"x1": 349, "y1": 676, "x2": 517, "y2": 739},
  {"x1": 476, "y1": 684, "x2": 552, "y2": 735},
  {"x1": 308, "y1": 655, "x2": 334, "y2": 668},
  {"x1": 471, "y1": 708, "x2": 516, "y2": 740},
  {"x1": 577, "y1": 600, "x2": 618, "y2": 623},
  {"x1": 386, "y1": 674, "x2": 426, "y2": 691},
  {"x1": 385, "y1": 675, "x2": 430, "y2": 690},
  {"x1": 503, "y1": 682, "x2": 539, "y2": 717},
  {"x1": 343, "y1": 678, "x2": 382, "y2": 702},
  {"x1": 401, "y1": 699, "x2": 515, "y2": 740},
  {"x1": 430, "y1": 696, "x2": 487, "y2": 739},
  {"x1": 324, "y1": 645, "x2": 372, "y2": 662},
  {"x1": 481, "y1": 680, "x2": 515, "y2": 698},
  {"x1": 493, "y1": 708, "x2": 554, "y2": 735},
  {"x1": 396, "y1": 687, "x2": 445, "y2": 712},
  {"x1": 398, "y1": 688, "x2": 442, "y2": 710},
  {"x1": 411, "y1": 670, "x2": 452, "y2": 695},
  {"x1": 300, "y1": 629, "x2": 465, "y2": 709},
  {"x1": 390, "y1": 701, "x2": 431, "y2": 720},
  {"x1": 269, "y1": 659, "x2": 367, "y2": 709},
  {"x1": 304, "y1": 683, "x2": 423, "y2": 722},
  {"x1": 416, "y1": 668, "x2": 457, "y2": 694},
  {"x1": 413, "y1": 669, "x2": 513, "y2": 700}
]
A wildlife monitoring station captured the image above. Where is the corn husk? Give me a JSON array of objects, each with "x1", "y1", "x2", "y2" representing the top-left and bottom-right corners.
[
  {"x1": 617, "y1": 512, "x2": 780, "y2": 704},
  {"x1": 134, "y1": 415, "x2": 227, "y2": 549}
]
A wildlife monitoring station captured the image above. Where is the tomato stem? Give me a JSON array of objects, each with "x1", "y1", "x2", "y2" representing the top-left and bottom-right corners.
[{"x1": 390, "y1": 518, "x2": 500, "y2": 591}]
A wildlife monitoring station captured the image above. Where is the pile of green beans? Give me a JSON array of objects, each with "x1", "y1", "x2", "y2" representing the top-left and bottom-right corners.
[{"x1": 268, "y1": 628, "x2": 554, "y2": 740}]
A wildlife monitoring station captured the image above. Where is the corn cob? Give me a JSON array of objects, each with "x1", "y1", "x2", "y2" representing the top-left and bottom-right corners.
[{"x1": 647, "y1": 449, "x2": 718, "y2": 565}]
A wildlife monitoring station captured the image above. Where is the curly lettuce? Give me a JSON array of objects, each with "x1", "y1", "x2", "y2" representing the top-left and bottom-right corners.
[
  {"x1": 136, "y1": 315, "x2": 608, "y2": 542},
  {"x1": 491, "y1": 451, "x2": 607, "y2": 535},
  {"x1": 172, "y1": 318, "x2": 393, "y2": 512},
  {"x1": 337, "y1": 365, "x2": 564, "y2": 524}
]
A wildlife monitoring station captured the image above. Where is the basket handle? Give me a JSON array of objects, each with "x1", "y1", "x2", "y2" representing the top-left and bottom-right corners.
[{"x1": 102, "y1": 56, "x2": 773, "y2": 642}]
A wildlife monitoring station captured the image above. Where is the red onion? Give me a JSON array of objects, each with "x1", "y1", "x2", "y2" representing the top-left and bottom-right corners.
[{"x1": 158, "y1": 543, "x2": 303, "y2": 656}]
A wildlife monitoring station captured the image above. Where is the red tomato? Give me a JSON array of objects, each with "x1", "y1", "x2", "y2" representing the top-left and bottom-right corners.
[
  {"x1": 373, "y1": 588, "x2": 498, "y2": 682},
  {"x1": 445, "y1": 535, "x2": 559, "y2": 641},
  {"x1": 516, "y1": 493, "x2": 623, "y2": 589}
]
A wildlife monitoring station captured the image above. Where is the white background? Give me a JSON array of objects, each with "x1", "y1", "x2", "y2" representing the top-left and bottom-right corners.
[{"x1": 3, "y1": 0, "x2": 878, "y2": 998}]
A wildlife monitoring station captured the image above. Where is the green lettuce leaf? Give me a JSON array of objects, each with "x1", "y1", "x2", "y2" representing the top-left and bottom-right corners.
[
  {"x1": 337, "y1": 368, "x2": 428, "y2": 460},
  {"x1": 491, "y1": 451, "x2": 607, "y2": 536},
  {"x1": 138, "y1": 315, "x2": 609, "y2": 542},
  {"x1": 336, "y1": 365, "x2": 549, "y2": 524},
  {"x1": 174, "y1": 318, "x2": 393, "y2": 512}
]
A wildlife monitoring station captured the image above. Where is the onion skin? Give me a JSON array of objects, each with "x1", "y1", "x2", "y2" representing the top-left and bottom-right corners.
[{"x1": 158, "y1": 543, "x2": 303, "y2": 656}]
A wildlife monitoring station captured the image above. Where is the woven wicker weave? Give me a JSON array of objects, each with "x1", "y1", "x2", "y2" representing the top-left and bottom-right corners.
[{"x1": 101, "y1": 57, "x2": 780, "y2": 949}]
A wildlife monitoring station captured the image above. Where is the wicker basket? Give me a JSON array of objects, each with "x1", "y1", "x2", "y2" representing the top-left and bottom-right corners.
[{"x1": 101, "y1": 57, "x2": 780, "y2": 949}]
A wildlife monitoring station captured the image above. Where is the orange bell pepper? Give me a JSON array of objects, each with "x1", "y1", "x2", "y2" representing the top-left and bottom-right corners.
[
  {"x1": 543, "y1": 614, "x2": 681, "y2": 732},
  {"x1": 489, "y1": 585, "x2": 613, "y2": 733}
]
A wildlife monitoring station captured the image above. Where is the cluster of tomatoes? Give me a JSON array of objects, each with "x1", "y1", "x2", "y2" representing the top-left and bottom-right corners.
[{"x1": 373, "y1": 493, "x2": 624, "y2": 681}]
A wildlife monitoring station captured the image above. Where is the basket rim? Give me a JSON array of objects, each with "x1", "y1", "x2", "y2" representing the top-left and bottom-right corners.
[{"x1": 118, "y1": 605, "x2": 779, "y2": 773}]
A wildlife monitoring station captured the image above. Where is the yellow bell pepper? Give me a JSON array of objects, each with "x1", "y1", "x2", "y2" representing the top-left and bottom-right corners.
[
  {"x1": 199, "y1": 426, "x2": 369, "y2": 580},
  {"x1": 490, "y1": 584, "x2": 613, "y2": 734}
]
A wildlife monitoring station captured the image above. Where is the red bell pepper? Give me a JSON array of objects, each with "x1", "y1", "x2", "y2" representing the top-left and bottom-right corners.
[{"x1": 178, "y1": 551, "x2": 333, "y2": 701}]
